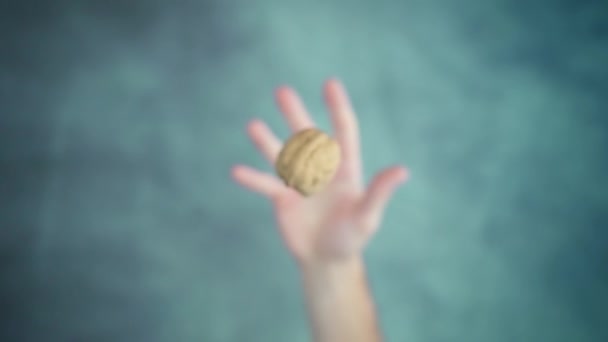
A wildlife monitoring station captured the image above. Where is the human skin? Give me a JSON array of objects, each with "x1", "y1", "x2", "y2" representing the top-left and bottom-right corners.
[{"x1": 231, "y1": 78, "x2": 409, "y2": 342}]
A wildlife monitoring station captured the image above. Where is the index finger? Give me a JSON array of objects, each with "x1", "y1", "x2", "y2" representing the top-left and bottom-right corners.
[{"x1": 324, "y1": 78, "x2": 362, "y2": 181}]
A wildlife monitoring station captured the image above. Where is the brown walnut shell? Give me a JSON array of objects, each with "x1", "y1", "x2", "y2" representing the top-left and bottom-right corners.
[{"x1": 275, "y1": 128, "x2": 341, "y2": 196}]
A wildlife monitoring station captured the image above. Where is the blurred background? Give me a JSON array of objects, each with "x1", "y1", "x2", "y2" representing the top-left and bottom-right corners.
[{"x1": 1, "y1": 0, "x2": 607, "y2": 341}]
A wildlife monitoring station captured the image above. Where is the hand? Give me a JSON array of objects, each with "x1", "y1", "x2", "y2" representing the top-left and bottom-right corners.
[{"x1": 231, "y1": 78, "x2": 409, "y2": 267}]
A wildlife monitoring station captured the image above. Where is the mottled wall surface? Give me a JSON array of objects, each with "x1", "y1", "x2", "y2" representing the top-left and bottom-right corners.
[{"x1": 1, "y1": 1, "x2": 607, "y2": 341}]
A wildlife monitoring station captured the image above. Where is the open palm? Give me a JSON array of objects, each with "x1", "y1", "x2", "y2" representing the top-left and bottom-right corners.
[{"x1": 231, "y1": 79, "x2": 408, "y2": 266}]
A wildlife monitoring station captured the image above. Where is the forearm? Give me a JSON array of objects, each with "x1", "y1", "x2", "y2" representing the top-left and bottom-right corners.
[{"x1": 300, "y1": 257, "x2": 383, "y2": 342}]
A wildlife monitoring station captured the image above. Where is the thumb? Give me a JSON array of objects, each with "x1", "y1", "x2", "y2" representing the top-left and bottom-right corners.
[{"x1": 357, "y1": 166, "x2": 408, "y2": 233}]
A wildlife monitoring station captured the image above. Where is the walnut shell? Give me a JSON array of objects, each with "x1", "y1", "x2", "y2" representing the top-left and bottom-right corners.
[{"x1": 276, "y1": 128, "x2": 341, "y2": 196}]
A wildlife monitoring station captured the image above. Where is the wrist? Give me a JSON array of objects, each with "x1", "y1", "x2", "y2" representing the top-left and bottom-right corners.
[
  {"x1": 299, "y1": 255, "x2": 381, "y2": 342},
  {"x1": 299, "y1": 256, "x2": 366, "y2": 290}
]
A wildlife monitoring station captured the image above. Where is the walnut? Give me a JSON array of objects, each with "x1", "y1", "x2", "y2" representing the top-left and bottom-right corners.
[{"x1": 276, "y1": 128, "x2": 341, "y2": 196}]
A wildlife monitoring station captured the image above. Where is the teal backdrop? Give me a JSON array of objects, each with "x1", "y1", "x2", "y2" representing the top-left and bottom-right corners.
[{"x1": 1, "y1": 1, "x2": 607, "y2": 341}]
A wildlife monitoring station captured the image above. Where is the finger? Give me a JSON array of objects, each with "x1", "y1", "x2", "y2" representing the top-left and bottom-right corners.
[
  {"x1": 324, "y1": 78, "x2": 362, "y2": 180},
  {"x1": 275, "y1": 86, "x2": 315, "y2": 132},
  {"x1": 231, "y1": 165, "x2": 285, "y2": 198},
  {"x1": 247, "y1": 119, "x2": 282, "y2": 164},
  {"x1": 357, "y1": 166, "x2": 408, "y2": 233}
]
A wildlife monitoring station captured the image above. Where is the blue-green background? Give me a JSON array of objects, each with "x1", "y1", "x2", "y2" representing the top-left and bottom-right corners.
[{"x1": 1, "y1": 1, "x2": 607, "y2": 341}]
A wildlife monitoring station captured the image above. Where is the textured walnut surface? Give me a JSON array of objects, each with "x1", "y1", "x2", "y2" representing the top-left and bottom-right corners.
[{"x1": 276, "y1": 128, "x2": 341, "y2": 196}]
